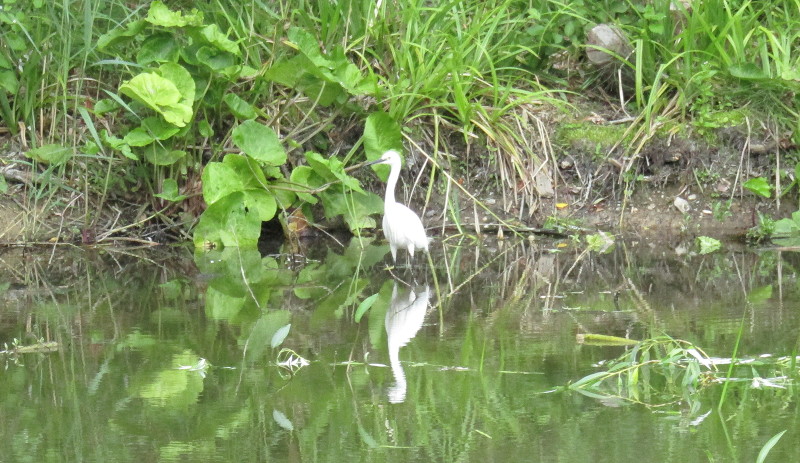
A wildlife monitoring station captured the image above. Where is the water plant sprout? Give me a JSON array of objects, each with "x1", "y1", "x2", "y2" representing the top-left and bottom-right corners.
[{"x1": 366, "y1": 150, "x2": 429, "y2": 263}]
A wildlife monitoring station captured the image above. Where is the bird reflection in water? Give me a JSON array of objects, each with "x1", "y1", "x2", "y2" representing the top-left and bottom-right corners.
[{"x1": 385, "y1": 282, "x2": 430, "y2": 404}]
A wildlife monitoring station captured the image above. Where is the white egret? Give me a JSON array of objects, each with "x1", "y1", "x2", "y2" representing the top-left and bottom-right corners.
[{"x1": 366, "y1": 150, "x2": 429, "y2": 263}]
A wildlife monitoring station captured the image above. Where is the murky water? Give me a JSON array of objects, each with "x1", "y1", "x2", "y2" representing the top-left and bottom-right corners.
[{"x1": 1, "y1": 238, "x2": 798, "y2": 462}]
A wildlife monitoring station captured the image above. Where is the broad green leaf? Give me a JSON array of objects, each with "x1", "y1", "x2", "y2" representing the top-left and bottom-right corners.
[
  {"x1": 158, "y1": 62, "x2": 195, "y2": 104},
  {"x1": 198, "y1": 119, "x2": 214, "y2": 137},
  {"x1": 142, "y1": 116, "x2": 181, "y2": 140},
  {"x1": 743, "y1": 177, "x2": 772, "y2": 198},
  {"x1": 266, "y1": 180, "x2": 299, "y2": 207},
  {"x1": 124, "y1": 127, "x2": 155, "y2": 147},
  {"x1": 696, "y1": 236, "x2": 721, "y2": 255},
  {"x1": 586, "y1": 231, "x2": 615, "y2": 253},
  {"x1": 363, "y1": 111, "x2": 402, "y2": 163},
  {"x1": 202, "y1": 154, "x2": 268, "y2": 204},
  {"x1": 231, "y1": 120, "x2": 286, "y2": 166},
  {"x1": 304, "y1": 152, "x2": 337, "y2": 182},
  {"x1": 287, "y1": 27, "x2": 331, "y2": 69},
  {"x1": 772, "y1": 211, "x2": 800, "y2": 243},
  {"x1": 193, "y1": 191, "x2": 262, "y2": 248},
  {"x1": 271, "y1": 324, "x2": 291, "y2": 348},
  {"x1": 342, "y1": 193, "x2": 382, "y2": 231},
  {"x1": 0, "y1": 70, "x2": 19, "y2": 93},
  {"x1": 0, "y1": 175, "x2": 7, "y2": 194},
  {"x1": 289, "y1": 165, "x2": 321, "y2": 203},
  {"x1": 159, "y1": 103, "x2": 193, "y2": 127},
  {"x1": 142, "y1": 145, "x2": 186, "y2": 165},
  {"x1": 354, "y1": 293, "x2": 378, "y2": 323},
  {"x1": 223, "y1": 93, "x2": 258, "y2": 120},
  {"x1": 202, "y1": 162, "x2": 239, "y2": 205},
  {"x1": 196, "y1": 46, "x2": 236, "y2": 71},
  {"x1": 199, "y1": 24, "x2": 240, "y2": 55},
  {"x1": 241, "y1": 189, "x2": 277, "y2": 222},
  {"x1": 102, "y1": 131, "x2": 139, "y2": 160},
  {"x1": 729, "y1": 63, "x2": 769, "y2": 81},
  {"x1": 322, "y1": 190, "x2": 383, "y2": 231},
  {"x1": 93, "y1": 98, "x2": 120, "y2": 115},
  {"x1": 120, "y1": 72, "x2": 193, "y2": 127},
  {"x1": 97, "y1": 20, "x2": 146, "y2": 51},
  {"x1": 154, "y1": 178, "x2": 188, "y2": 202},
  {"x1": 26, "y1": 144, "x2": 72, "y2": 166},
  {"x1": 331, "y1": 48, "x2": 377, "y2": 95},
  {"x1": 137, "y1": 33, "x2": 180, "y2": 64},
  {"x1": 264, "y1": 56, "x2": 307, "y2": 88},
  {"x1": 146, "y1": 1, "x2": 203, "y2": 27}
]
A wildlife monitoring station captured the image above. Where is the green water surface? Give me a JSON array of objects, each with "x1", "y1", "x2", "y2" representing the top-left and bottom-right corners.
[{"x1": 0, "y1": 239, "x2": 798, "y2": 462}]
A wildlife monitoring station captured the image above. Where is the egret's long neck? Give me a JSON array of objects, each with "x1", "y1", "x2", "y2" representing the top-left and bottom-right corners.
[{"x1": 385, "y1": 162, "x2": 400, "y2": 206}]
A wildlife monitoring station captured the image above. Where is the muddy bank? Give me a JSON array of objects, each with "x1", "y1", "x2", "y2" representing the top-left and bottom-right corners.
[{"x1": 0, "y1": 105, "x2": 790, "y2": 246}]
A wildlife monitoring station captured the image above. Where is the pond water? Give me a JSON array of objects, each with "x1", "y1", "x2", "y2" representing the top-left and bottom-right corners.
[{"x1": 1, "y1": 237, "x2": 798, "y2": 462}]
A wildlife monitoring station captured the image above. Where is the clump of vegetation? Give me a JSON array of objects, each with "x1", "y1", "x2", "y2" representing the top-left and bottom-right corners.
[{"x1": 0, "y1": 0, "x2": 798, "y2": 245}]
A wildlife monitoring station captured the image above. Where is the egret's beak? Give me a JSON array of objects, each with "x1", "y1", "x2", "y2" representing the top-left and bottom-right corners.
[
  {"x1": 344, "y1": 158, "x2": 385, "y2": 173},
  {"x1": 362, "y1": 158, "x2": 386, "y2": 167}
]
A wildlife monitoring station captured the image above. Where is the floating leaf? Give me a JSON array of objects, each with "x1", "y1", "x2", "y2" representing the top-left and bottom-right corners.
[
  {"x1": 576, "y1": 333, "x2": 639, "y2": 346},
  {"x1": 586, "y1": 231, "x2": 615, "y2": 253},
  {"x1": 245, "y1": 311, "x2": 292, "y2": 359}
]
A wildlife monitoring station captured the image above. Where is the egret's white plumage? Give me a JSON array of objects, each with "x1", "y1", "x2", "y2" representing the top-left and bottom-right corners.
[{"x1": 370, "y1": 150, "x2": 429, "y2": 262}]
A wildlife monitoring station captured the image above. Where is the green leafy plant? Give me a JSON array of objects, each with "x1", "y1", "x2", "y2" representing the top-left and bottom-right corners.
[
  {"x1": 771, "y1": 211, "x2": 800, "y2": 246},
  {"x1": 696, "y1": 236, "x2": 722, "y2": 254},
  {"x1": 567, "y1": 336, "x2": 713, "y2": 407},
  {"x1": 744, "y1": 177, "x2": 773, "y2": 198}
]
